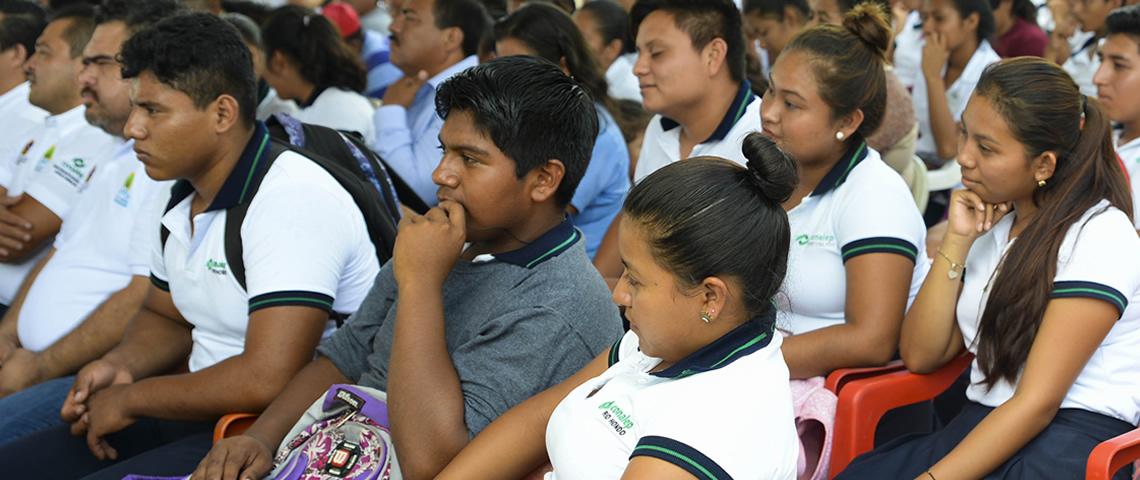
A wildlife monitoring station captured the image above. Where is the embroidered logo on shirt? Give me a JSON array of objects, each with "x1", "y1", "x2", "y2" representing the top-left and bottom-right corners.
[
  {"x1": 795, "y1": 233, "x2": 836, "y2": 247},
  {"x1": 52, "y1": 156, "x2": 91, "y2": 187},
  {"x1": 598, "y1": 400, "x2": 634, "y2": 436},
  {"x1": 33, "y1": 145, "x2": 55, "y2": 172},
  {"x1": 114, "y1": 172, "x2": 135, "y2": 206},
  {"x1": 206, "y1": 259, "x2": 228, "y2": 275}
]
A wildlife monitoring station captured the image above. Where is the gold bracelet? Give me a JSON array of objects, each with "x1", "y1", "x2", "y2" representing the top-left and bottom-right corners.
[{"x1": 936, "y1": 249, "x2": 964, "y2": 280}]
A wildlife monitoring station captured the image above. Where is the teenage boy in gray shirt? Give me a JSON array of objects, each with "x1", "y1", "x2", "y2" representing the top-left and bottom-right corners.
[{"x1": 193, "y1": 56, "x2": 623, "y2": 480}]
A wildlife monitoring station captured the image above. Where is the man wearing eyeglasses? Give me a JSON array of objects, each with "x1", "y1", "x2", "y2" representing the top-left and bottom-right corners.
[{"x1": 0, "y1": 0, "x2": 183, "y2": 448}]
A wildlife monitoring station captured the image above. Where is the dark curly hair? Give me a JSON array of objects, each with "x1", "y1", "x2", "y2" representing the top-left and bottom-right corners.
[
  {"x1": 120, "y1": 12, "x2": 257, "y2": 125},
  {"x1": 95, "y1": 0, "x2": 185, "y2": 33}
]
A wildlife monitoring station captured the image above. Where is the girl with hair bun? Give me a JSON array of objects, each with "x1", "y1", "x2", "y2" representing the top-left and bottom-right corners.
[
  {"x1": 839, "y1": 57, "x2": 1140, "y2": 480},
  {"x1": 437, "y1": 141, "x2": 801, "y2": 479},
  {"x1": 762, "y1": 6, "x2": 931, "y2": 477}
]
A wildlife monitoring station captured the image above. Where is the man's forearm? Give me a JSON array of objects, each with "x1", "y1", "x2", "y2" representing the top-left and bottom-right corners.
[
  {"x1": 38, "y1": 276, "x2": 149, "y2": 379},
  {"x1": 388, "y1": 286, "x2": 469, "y2": 480},
  {"x1": 103, "y1": 305, "x2": 193, "y2": 381}
]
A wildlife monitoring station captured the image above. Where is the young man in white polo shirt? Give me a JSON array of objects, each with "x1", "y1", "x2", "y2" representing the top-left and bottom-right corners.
[
  {"x1": 0, "y1": 2, "x2": 47, "y2": 161},
  {"x1": 630, "y1": 0, "x2": 760, "y2": 181},
  {"x1": 1093, "y1": 5, "x2": 1140, "y2": 229},
  {"x1": 0, "y1": 0, "x2": 184, "y2": 447},
  {"x1": 374, "y1": 0, "x2": 490, "y2": 206},
  {"x1": 0, "y1": 5, "x2": 118, "y2": 307},
  {"x1": 0, "y1": 13, "x2": 381, "y2": 479}
]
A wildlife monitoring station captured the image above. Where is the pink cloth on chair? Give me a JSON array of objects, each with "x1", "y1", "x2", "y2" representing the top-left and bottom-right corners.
[{"x1": 791, "y1": 376, "x2": 837, "y2": 480}]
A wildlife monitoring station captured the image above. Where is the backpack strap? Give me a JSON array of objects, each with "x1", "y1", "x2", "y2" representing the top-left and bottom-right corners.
[{"x1": 222, "y1": 140, "x2": 288, "y2": 291}]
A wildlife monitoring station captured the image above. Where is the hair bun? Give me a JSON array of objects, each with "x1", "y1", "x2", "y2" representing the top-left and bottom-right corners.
[
  {"x1": 742, "y1": 132, "x2": 798, "y2": 204},
  {"x1": 842, "y1": 2, "x2": 891, "y2": 61}
]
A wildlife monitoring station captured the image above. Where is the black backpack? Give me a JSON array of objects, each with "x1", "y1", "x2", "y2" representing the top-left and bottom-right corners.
[{"x1": 159, "y1": 116, "x2": 400, "y2": 293}]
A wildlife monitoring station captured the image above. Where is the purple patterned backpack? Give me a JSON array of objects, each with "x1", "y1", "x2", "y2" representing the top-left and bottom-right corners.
[{"x1": 269, "y1": 384, "x2": 395, "y2": 480}]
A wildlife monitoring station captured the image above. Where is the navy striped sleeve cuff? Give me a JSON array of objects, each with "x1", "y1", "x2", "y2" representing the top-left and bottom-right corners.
[
  {"x1": 150, "y1": 274, "x2": 170, "y2": 292},
  {"x1": 1051, "y1": 281, "x2": 1128, "y2": 317},
  {"x1": 608, "y1": 336, "x2": 623, "y2": 367},
  {"x1": 841, "y1": 237, "x2": 919, "y2": 264},
  {"x1": 248, "y1": 291, "x2": 335, "y2": 314},
  {"x1": 630, "y1": 436, "x2": 732, "y2": 480}
]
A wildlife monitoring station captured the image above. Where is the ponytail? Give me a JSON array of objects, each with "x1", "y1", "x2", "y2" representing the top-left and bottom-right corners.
[
  {"x1": 973, "y1": 58, "x2": 1131, "y2": 388},
  {"x1": 262, "y1": 5, "x2": 367, "y2": 93}
]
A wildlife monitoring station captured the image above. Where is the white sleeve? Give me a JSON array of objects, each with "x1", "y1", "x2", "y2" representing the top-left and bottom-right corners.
[
  {"x1": 1052, "y1": 208, "x2": 1140, "y2": 318},
  {"x1": 240, "y1": 173, "x2": 367, "y2": 315},
  {"x1": 833, "y1": 166, "x2": 926, "y2": 265},
  {"x1": 128, "y1": 181, "x2": 171, "y2": 277}
]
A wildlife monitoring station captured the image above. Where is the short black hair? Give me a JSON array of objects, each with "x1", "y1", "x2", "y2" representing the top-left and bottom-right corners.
[
  {"x1": 435, "y1": 0, "x2": 493, "y2": 57},
  {"x1": 631, "y1": 0, "x2": 746, "y2": 82},
  {"x1": 48, "y1": 3, "x2": 96, "y2": 58},
  {"x1": 579, "y1": 0, "x2": 633, "y2": 54},
  {"x1": 120, "y1": 12, "x2": 257, "y2": 125},
  {"x1": 743, "y1": 0, "x2": 811, "y2": 19},
  {"x1": 95, "y1": 0, "x2": 184, "y2": 34},
  {"x1": 0, "y1": 1, "x2": 47, "y2": 57},
  {"x1": 1107, "y1": 4, "x2": 1140, "y2": 45},
  {"x1": 221, "y1": 11, "x2": 261, "y2": 49},
  {"x1": 262, "y1": 5, "x2": 366, "y2": 93},
  {"x1": 221, "y1": 0, "x2": 273, "y2": 26},
  {"x1": 435, "y1": 55, "x2": 598, "y2": 207}
]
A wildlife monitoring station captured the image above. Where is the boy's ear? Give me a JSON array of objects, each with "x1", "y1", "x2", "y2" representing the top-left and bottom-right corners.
[{"x1": 529, "y1": 159, "x2": 567, "y2": 203}]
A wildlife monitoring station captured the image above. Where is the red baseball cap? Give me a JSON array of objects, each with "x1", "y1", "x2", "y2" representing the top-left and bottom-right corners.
[{"x1": 322, "y1": 2, "x2": 362, "y2": 38}]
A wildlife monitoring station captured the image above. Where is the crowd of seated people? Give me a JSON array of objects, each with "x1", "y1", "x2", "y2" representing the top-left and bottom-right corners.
[{"x1": 0, "y1": 0, "x2": 1136, "y2": 479}]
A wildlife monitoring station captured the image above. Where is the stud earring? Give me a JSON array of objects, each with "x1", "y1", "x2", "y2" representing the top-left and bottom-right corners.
[
  {"x1": 1037, "y1": 179, "x2": 1046, "y2": 188},
  {"x1": 700, "y1": 311, "x2": 712, "y2": 323},
  {"x1": 835, "y1": 131, "x2": 845, "y2": 141}
]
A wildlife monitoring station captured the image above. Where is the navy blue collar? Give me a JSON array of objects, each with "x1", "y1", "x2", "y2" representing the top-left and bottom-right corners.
[
  {"x1": 651, "y1": 308, "x2": 777, "y2": 379},
  {"x1": 168, "y1": 122, "x2": 273, "y2": 212},
  {"x1": 810, "y1": 137, "x2": 869, "y2": 197},
  {"x1": 492, "y1": 217, "x2": 580, "y2": 269},
  {"x1": 660, "y1": 80, "x2": 755, "y2": 144}
]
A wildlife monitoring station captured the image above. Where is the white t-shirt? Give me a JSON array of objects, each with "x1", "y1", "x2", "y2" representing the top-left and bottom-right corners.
[
  {"x1": 256, "y1": 85, "x2": 300, "y2": 121},
  {"x1": 1115, "y1": 130, "x2": 1140, "y2": 228},
  {"x1": 0, "y1": 105, "x2": 118, "y2": 305},
  {"x1": 779, "y1": 142, "x2": 930, "y2": 334},
  {"x1": 0, "y1": 82, "x2": 47, "y2": 163},
  {"x1": 634, "y1": 82, "x2": 759, "y2": 182},
  {"x1": 912, "y1": 40, "x2": 1001, "y2": 159},
  {"x1": 893, "y1": 11, "x2": 924, "y2": 92},
  {"x1": 958, "y1": 200, "x2": 1140, "y2": 425},
  {"x1": 295, "y1": 87, "x2": 376, "y2": 147},
  {"x1": 151, "y1": 127, "x2": 380, "y2": 372},
  {"x1": 545, "y1": 317, "x2": 798, "y2": 479},
  {"x1": 16, "y1": 141, "x2": 173, "y2": 351},
  {"x1": 1063, "y1": 34, "x2": 1102, "y2": 98},
  {"x1": 606, "y1": 53, "x2": 642, "y2": 103}
]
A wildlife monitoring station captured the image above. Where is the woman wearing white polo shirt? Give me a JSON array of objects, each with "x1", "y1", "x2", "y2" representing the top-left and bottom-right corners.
[
  {"x1": 437, "y1": 137, "x2": 800, "y2": 479},
  {"x1": 914, "y1": 0, "x2": 1001, "y2": 164},
  {"x1": 839, "y1": 58, "x2": 1140, "y2": 480},
  {"x1": 260, "y1": 5, "x2": 376, "y2": 144},
  {"x1": 762, "y1": 5, "x2": 929, "y2": 378}
]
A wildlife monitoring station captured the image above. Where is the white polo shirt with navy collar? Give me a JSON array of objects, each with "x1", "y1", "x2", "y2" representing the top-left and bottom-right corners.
[
  {"x1": 0, "y1": 82, "x2": 47, "y2": 162},
  {"x1": 957, "y1": 200, "x2": 1140, "y2": 425},
  {"x1": 544, "y1": 311, "x2": 798, "y2": 480},
  {"x1": 294, "y1": 87, "x2": 376, "y2": 147},
  {"x1": 150, "y1": 122, "x2": 381, "y2": 372},
  {"x1": 779, "y1": 140, "x2": 930, "y2": 335},
  {"x1": 912, "y1": 40, "x2": 1000, "y2": 160},
  {"x1": 0, "y1": 104, "x2": 119, "y2": 305},
  {"x1": 17, "y1": 140, "x2": 173, "y2": 351},
  {"x1": 1113, "y1": 130, "x2": 1140, "y2": 228},
  {"x1": 634, "y1": 81, "x2": 760, "y2": 182}
]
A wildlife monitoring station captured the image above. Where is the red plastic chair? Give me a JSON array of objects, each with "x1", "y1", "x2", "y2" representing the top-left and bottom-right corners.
[
  {"x1": 825, "y1": 352, "x2": 1140, "y2": 480},
  {"x1": 212, "y1": 413, "x2": 260, "y2": 443}
]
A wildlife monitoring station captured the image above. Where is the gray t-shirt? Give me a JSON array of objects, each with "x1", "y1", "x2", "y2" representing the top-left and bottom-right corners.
[{"x1": 318, "y1": 221, "x2": 622, "y2": 435}]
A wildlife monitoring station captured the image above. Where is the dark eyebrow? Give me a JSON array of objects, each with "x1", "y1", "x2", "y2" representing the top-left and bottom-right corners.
[
  {"x1": 82, "y1": 54, "x2": 115, "y2": 66},
  {"x1": 437, "y1": 136, "x2": 490, "y2": 157}
]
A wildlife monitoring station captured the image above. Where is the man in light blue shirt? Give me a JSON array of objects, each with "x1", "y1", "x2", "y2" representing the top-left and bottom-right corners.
[{"x1": 374, "y1": 0, "x2": 490, "y2": 206}]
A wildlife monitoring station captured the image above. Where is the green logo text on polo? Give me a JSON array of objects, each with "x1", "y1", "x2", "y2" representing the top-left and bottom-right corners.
[
  {"x1": 206, "y1": 259, "x2": 228, "y2": 275},
  {"x1": 72, "y1": 158, "x2": 85, "y2": 168},
  {"x1": 796, "y1": 233, "x2": 835, "y2": 247},
  {"x1": 598, "y1": 400, "x2": 634, "y2": 435}
]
